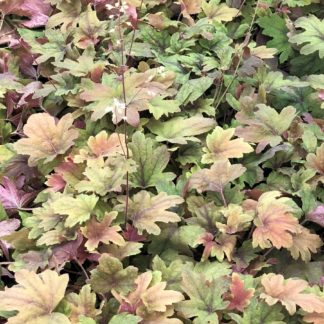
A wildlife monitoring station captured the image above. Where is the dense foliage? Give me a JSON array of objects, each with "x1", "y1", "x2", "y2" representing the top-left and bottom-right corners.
[{"x1": 0, "y1": 0, "x2": 324, "y2": 323}]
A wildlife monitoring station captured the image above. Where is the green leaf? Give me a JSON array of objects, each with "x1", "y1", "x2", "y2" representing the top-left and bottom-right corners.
[
  {"x1": 289, "y1": 15, "x2": 324, "y2": 58},
  {"x1": 147, "y1": 115, "x2": 216, "y2": 144},
  {"x1": 176, "y1": 77, "x2": 214, "y2": 105},
  {"x1": 18, "y1": 28, "x2": 66, "y2": 64},
  {"x1": 148, "y1": 96, "x2": 181, "y2": 119},
  {"x1": 176, "y1": 270, "x2": 229, "y2": 323},
  {"x1": 129, "y1": 132, "x2": 175, "y2": 188},
  {"x1": 90, "y1": 254, "x2": 138, "y2": 294},
  {"x1": 51, "y1": 194, "x2": 99, "y2": 227},
  {"x1": 229, "y1": 298, "x2": 285, "y2": 324},
  {"x1": 109, "y1": 314, "x2": 141, "y2": 324},
  {"x1": 75, "y1": 156, "x2": 136, "y2": 196},
  {"x1": 258, "y1": 15, "x2": 294, "y2": 63},
  {"x1": 152, "y1": 256, "x2": 185, "y2": 290}
]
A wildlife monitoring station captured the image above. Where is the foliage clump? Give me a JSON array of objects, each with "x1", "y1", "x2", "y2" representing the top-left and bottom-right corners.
[{"x1": 0, "y1": 0, "x2": 323, "y2": 323}]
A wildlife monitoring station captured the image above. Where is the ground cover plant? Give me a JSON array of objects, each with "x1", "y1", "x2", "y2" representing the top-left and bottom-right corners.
[{"x1": 0, "y1": 0, "x2": 323, "y2": 323}]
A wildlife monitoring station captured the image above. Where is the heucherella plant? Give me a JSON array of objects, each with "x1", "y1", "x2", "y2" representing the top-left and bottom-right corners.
[{"x1": 0, "y1": 0, "x2": 323, "y2": 323}]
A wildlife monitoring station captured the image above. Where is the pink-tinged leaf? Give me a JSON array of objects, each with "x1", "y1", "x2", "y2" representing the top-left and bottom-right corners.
[
  {"x1": 261, "y1": 273, "x2": 324, "y2": 315},
  {"x1": 46, "y1": 174, "x2": 66, "y2": 192},
  {"x1": 226, "y1": 273, "x2": 254, "y2": 311},
  {"x1": 0, "y1": 219, "x2": 20, "y2": 238},
  {"x1": 0, "y1": 219, "x2": 20, "y2": 251},
  {"x1": 307, "y1": 205, "x2": 324, "y2": 227},
  {"x1": 318, "y1": 90, "x2": 324, "y2": 101},
  {"x1": 45, "y1": 158, "x2": 83, "y2": 192},
  {"x1": 0, "y1": 0, "x2": 51, "y2": 28},
  {"x1": 0, "y1": 176, "x2": 34, "y2": 209},
  {"x1": 16, "y1": 81, "x2": 42, "y2": 109},
  {"x1": 81, "y1": 212, "x2": 125, "y2": 251}
]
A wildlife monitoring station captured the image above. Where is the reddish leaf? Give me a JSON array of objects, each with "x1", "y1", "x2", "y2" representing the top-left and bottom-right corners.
[
  {"x1": 48, "y1": 233, "x2": 93, "y2": 268},
  {"x1": 123, "y1": 224, "x2": 146, "y2": 242},
  {"x1": 226, "y1": 273, "x2": 254, "y2": 311},
  {"x1": 0, "y1": 0, "x2": 51, "y2": 28}
]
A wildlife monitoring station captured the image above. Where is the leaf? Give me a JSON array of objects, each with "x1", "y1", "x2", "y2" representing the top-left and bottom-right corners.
[
  {"x1": 112, "y1": 271, "x2": 184, "y2": 322},
  {"x1": 0, "y1": 269, "x2": 69, "y2": 324},
  {"x1": 129, "y1": 131, "x2": 175, "y2": 188},
  {"x1": 228, "y1": 298, "x2": 285, "y2": 324},
  {"x1": 0, "y1": 218, "x2": 20, "y2": 249},
  {"x1": 66, "y1": 285, "x2": 101, "y2": 323},
  {"x1": 46, "y1": 0, "x2": 82, "y2": 31},
  {"x1": 51, "y1": 194, "x2": 99, "y2": 228},
  {"x1": 80, "y1": 68, "x2": 175, "y2": 126},
  {"x1": 48, "y1": 234, "x2": 84, "y2": 268},
  {"x1": 176, "y1": 77, "x2": 213, "y2": 105},
  {"x1": 0, "y1": 176, "x2": 34, "y2": 209},
  {"x1": 81, "y1": 212, "x2": 125, "y2": 251},
  {"x1": 287, "y1": 226, "x2": 322, "y2": 262},
  {"x1": 235, "y1": 105, "x2": 296, "y2": 153},
  {"x1": 252, "y1": 191, "x2": 301, "y2": 249},
  {"x1": 18, "y1": 28, "x2": 67, "y2": 64},
  {"x1": 75, "y1": 156, "x2": 136, "y2": 196},
  {"x1": 109, "y1": 314, "x2": 141, "y2": 324},
  {"x1": 147, "y1": 115, "x2": 216, "y2": 144},
  {"x1": 13, "y1": 113, "x2": 79, "y2": 167},
  {"x1": 215, "y1": 204, "x2": 254, "y2": 234},
  {"x1": 306, "y1": 143, "x2": 324, "y2": 174},
  {"x1": 148, "y1": 96, "x2": 181, "y2": 119},
  {"x1": 227, "y1": 273, "x2": 254, "y2": 312},
  {"x1": 152, "y1": 256, "x2": 184, "y2": 290},
  {"x1": 125, "y1": 190, "x2": 183, "y2": 235},
  {"x1": 176, "y1": 269, "x2": 229, "y2": 323},
  {"x1": 202, "y1": 0, "x2": 239, "y2": 22},
  {"x1": 189, "y1": 160, "x2": 246, "y2": 193},
  {"x1": 197, "y1": 232, "x2": 236, "y2": 261},
  {"x1": 307, "y1": 204, "x2": 324, "y2": 227},
  {"x1": 0, "y1": 0, "x2": 51, "y2": 28},
  {"x1": 73, "y1": 5, "x2": 107, "y2": 49},
  {"x1": 289, "y1": 15, "x2": 324, "y2": 58},
  {"x1": 0, "y1": 219, "x2": 20, "y2": 238},
  {"x1": 258, "y1": 15, "x2": 294, "y2": 63},
  {"x1": 103, "y1": 242, "x2": 143, "y2": 261},
  {"x1": 260, "y1": 273, "x2": 324, "y2": 315},
  {"x1": 90, "y1": 254, "x2": 138, "y2": 294},
  {"x1": 303, "y1": 312, "x2": 324, "y2": 324},
  {"x1": 180, "y1": 0, "x2": 202, "y2": 23},
  {"x1": 202, "y1": 127, "x2": 253, "y2": 163},
  {"x1": 53, "y1": 46, "x2": 105, "y2": 78}
]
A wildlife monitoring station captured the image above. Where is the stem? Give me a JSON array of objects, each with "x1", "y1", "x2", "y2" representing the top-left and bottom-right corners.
[
  {"x1": 118, "y1": 0, "x2": 130, "y2": 227},
  {"x1": 74, "y1": 259, "x2": 90, "y2": 280},
  {"x1": 263, "y1": 246, "x2": 275, "y2": 259},
  {"x1": 214, "y1": 0, "x2": 260, "y2": 111},
  {"x1": 219, "y1": 188, "x2": 228, "y2": 207},
  {"x1": 126, "y1": 0, "x2": 144, "y2": 64}
]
